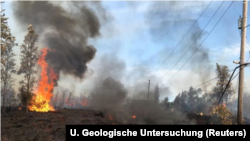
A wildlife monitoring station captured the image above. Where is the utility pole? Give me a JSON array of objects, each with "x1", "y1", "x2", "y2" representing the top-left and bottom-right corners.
[
  {"x1": 238, "y1": 0, "x2": 248, "y2": 125},
  {"x1": 147, "y1": 80, "x2": 150, "y2": 101}
]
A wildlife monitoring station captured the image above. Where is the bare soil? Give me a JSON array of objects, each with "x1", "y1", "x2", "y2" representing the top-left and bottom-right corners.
[
  {"x1": 2, "y1": 108, "x2": 249, "y2": 141},
  {"x1": 1, "y1": 108, "x2": 120, "y2": 141}
]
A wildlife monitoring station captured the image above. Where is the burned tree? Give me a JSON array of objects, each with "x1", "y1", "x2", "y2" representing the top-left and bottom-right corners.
[{"x1": 17, "y1": 24, "x2": 39, "y2": 113}]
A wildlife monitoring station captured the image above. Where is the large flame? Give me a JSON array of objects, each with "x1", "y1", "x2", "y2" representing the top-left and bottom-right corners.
[{"x1": 28, "y1": 48, "x2": 57, "y2": 112}]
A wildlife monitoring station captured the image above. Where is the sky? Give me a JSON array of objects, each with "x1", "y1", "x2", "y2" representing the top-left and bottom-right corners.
[{"x1": 2, "y1": 0, "x2": 250, "y2": 102}]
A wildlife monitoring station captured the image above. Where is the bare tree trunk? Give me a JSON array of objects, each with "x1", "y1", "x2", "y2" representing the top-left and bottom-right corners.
[
  {"x1": 61, "y1": 92, "x2": 65, "y2": 108},
  {"x1": 2, "y1": 81, "x2": 7, "y2": 113},
  {"x1": 2, "y1": 93, "x2": 5, "y2": 113},
  {"x1": 26, "y1": 99, "x2": 28, "y2": 113}
]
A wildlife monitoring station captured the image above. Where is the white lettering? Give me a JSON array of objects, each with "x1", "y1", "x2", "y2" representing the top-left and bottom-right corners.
[
  {"x1": 70, "y1": 129, "x2": 77, "y2": 136},
  {"x1": 140, "y1": 129, "x2": 146, "y2": 136},
  {"x1": 175, "y1": 131, "x2": 180, "y2": 136},
  {"x1": 82, "y1": 129, "x2": 88, "y2": 136},
  {"x1": 209, "y1": 129, "x2": 215, "y2": 137}
]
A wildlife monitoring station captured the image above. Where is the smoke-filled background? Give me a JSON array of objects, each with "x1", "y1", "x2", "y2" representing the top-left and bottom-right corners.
[{"x1": 5, "y1": 1, "x2": 250, "y2": 123}]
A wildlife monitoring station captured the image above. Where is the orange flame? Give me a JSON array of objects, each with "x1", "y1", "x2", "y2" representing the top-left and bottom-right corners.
[
  {"x1": 81, "y1": 98, "x2": 88, "y2": 106},
  {"x1": 18, "y1": 107, "x2": 22, "y2": 110},
  {"x1": 65, "y1": 97, "x2": 75, "y2": 107},
  {"x1": 131, "y1": 115, "x2": 136, "y2": 119},
  {"x1": 28, "y1": 48, "x2": 57, "y2": 112},
  {"x1": 223, "y1": 102, "x2": 226, "y2": 108}
]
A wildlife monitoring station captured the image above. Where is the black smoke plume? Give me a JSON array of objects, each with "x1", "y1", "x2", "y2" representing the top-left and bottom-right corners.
[{"x1": 12, "y1": 1, "x2": 105, "y2": 80}]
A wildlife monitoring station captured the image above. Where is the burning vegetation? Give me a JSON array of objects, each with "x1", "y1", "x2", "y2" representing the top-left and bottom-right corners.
[
  {"x1": 2, "y1": 3, "x2": 250, "y2": 141},
  {"x1": 29, "y1": 48, "x2": 57, "y2": 112},
  {"x1": 2, "y1": 1, "x2": 250, "y2": 141}
]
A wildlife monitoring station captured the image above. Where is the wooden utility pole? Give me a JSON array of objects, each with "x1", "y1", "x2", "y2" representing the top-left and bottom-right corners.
[
  {"x1": 238, "y1": 0, "x2": 248, "y2": 125},
  {"x1": 147, "y1": 80, "x2": 150, "y2": 101}
]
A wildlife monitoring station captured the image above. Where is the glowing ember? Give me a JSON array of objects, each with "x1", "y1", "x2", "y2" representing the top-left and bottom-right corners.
[
  {"x1": 81, "y1": 98, "x2": 88, "y2": 106},
  {"x1": 131, "y1": 115, "x2": 136, "y2": 119},
  {"x1": 18, "y1": 107, "x2": 22, "y2": 110},
  {"x1": 65, "y1": 97, "x2": 75, "y2": 107},
  {"x1": 28, "y1": 48, "x2": 57, "y2": 112},
  {"x1": 108, "y1": 115, "x2": 113, "y2": 120}
]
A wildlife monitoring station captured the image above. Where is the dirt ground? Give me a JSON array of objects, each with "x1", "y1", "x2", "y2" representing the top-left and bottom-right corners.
[
  {"x1": 1, "y1": 108, "x2": 249, "y2": 141},
  {"x1": 1, "y1": 108, "x2": 121, "y2": 141}
]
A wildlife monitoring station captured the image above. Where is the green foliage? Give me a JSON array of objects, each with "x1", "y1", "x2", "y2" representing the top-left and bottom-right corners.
[{"x1": 172, "y1": 87, "x2": 207, "y2": 113}]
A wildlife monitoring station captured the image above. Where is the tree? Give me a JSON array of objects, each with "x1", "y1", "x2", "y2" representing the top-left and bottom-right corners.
[
  {"x1": 173, "y1": 91, "x2": 189, "y2": 113},
  {"x1": 5, "y1": 87, "x2": 18, "y2": 107},
  {"x1": 60, "y1": 91, "x2": 66, "y2": 108},
  {"x1": 154, "y1": 84, "x2": 159, "y2": 104},
  {"x1": 17, "y1": 24, "x2": 39, "y2": 113},
  {"x1": 1, "y1": 3, "x2": 18, "y2": 112},
  {"x1": 18, "y1": 86, "x2": 33, "y2": 109},
  {"x1": 210, "y1": 105, "x2": 234, "y2": 125},
  {"x1": 187, "y1": 87, "x2": 202, "y2": 113},
  {"x1": 160, "y1": 97, "x2": 173, "y2": 112},
  {"x1": 196, "y1": 92, "x2": 211, "y2": 114},
  {"x1": 214, "y1": 63, "x2": 234, "y2": 105}
]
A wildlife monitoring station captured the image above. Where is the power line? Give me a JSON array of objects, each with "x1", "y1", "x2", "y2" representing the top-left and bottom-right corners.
[
  {"x1": 155, "y1": 1, "x2": 213, "y2": 72},
  {"x1": 232, "y1": 72, "x2": 239, "y2": 81},
  {"x1": 193, "y1": 68, "x2": 235, "y2": 89},
  {"x1": 237, "y1": 29, "x2": 250, "y2": 62},
  {"x1": 194, "y1": 77, "x2": 218, "y2": 88},
  {"x1": 200, "y1": 73, "x2": 239, "y2": 103},
  {"x1": 234, "y1": 0, "x2": 241, "y2": 16},
  {"x1": 206, "y1": 69, "x2": 238, "y2": 124},
  {"x1": 245, "y1": 37, "x2": 250, "y2": 52},
  {"x1": 206, "y1": 63, "x2": 248, "y2": 124},
  {"x1": 159, "y1": 1, "x2": 226, "y2": 82},
  {"x1": 232, "y1": 72, "x2": 239, "y2": 101},
  {"x1": 238, "y1": 29, "x2": 250, "y2": 53},
  {"x1": 166, "y1": 1, "x2": 235, "y2": 83},
  {"x1": 206, "y1": 65, "x2": 249, "y2": 106}
]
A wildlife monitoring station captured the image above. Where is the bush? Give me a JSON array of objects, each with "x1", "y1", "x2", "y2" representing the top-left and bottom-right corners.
[{"x1": 210, "y1": 104, "x2": 233, "y2": 125}]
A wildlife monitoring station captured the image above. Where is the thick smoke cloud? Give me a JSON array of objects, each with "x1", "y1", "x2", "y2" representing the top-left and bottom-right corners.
[
  {"x1": 145, "y1": 1, "x2": 212, "y2": 92},
  {"x1": 90, "y1": 77, "x2": 128, "y2": 114},
  {"x1": 12, "y1": 1, "x2": 199, "y2": 124},
  {"x1": 12, "y1": 1, "x2": 104, "y2": 79},
  {"x1": 87, "y1": 53, "x2": 194, "y2": 124}
]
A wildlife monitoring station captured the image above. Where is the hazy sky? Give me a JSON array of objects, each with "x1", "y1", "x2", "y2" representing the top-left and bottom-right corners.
[{"x1": 2, "y1": 0, "x2": 250, "y2": 101}]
